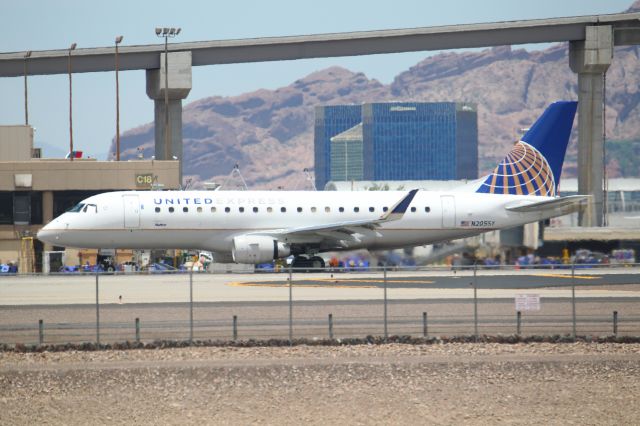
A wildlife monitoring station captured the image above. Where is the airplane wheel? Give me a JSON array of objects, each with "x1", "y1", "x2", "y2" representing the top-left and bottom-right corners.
[
  {"x1": 310, "y1": 256, "x2": 325, "y2": 270},
  {"x1": 291, "y1": 256, "x2": 308, "y2": 270},
  {"x1": 291, "y1": 256, "x2": 325, "y2": 272}
]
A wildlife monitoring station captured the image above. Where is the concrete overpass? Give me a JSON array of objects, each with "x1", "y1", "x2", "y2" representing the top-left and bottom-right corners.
[{"x1": 1, "y1": 12, "x2": 640, "y2": 226}]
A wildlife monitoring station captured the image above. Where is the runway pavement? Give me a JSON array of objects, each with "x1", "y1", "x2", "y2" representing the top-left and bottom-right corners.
[{"x1": 0, "y1": 268, "x2": 639, "y2": 305}]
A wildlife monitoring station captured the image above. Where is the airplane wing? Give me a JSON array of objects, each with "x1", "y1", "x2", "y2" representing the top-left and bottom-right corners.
[
  {"x1": 247, "y1": 189, "x2": 418, "y2": 245},
  {"x1": 505, "y1": 195, "x2": 590, "y2": 214}
]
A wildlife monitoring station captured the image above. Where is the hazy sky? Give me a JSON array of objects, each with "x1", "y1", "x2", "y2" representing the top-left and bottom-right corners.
[{"x1": 0, "y1": 0, "x2": 632, "y2": 159}]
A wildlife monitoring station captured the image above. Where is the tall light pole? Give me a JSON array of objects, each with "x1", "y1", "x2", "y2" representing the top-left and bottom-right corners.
[
  {"x1": 115, "y1": 35, "x2": 123, "y2": 161},
  {"x1": 23, "y1": 51, "x2": 31, "y2": 125},
  {"x1": 155, "y1": 27, "x2": 180, "y2": 162},
  {"x1": 68, "y1": 43, "x2": 77, "y2": 161}
]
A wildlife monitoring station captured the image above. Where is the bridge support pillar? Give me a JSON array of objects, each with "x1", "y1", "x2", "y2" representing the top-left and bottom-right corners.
[
  {"x1": 569, "y1": 25, "x2": 612, "y2": 227},
  {"x1": 146, "y1": 51, "x2": 192, "y2": 183}
]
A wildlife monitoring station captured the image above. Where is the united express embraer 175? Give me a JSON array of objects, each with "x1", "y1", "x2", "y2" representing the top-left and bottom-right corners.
[{"x1": 38, "y1": 102, "x2": 587, "y2": 268}]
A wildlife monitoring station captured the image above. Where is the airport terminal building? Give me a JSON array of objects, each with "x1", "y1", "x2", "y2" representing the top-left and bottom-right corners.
[{"x1": 0, "y1": 125, "x2": 180, "y2": 272}]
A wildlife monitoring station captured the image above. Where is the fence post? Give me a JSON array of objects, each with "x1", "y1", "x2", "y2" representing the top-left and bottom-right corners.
[
  {"x1": 38, "y1": 319, "x2": 44, "y2": 345},
  {"x1": 383, "y1": 265, "x2": 388, "y2": 340},
  {"x1": 328, "y1": 313, "x2": 333, "y2": 340},
  {"x1": 473, "y1": 263, "x2": 478, "y2": 338},
  {"x1": 423, "y1": 312, "x2": 428, "y2": 338},
  {"x1": 135, "y1": 318, "x2": 140, "y2": 343},
  {"x1": 571, "y1": 262, "x2": 576, "y2": 338},
  {"x1": 95, "y1": 271, "x2": 100, "y2": 346},
  {"x1": 516, "y1": 311, "x2": 522, "y2": 336},
  {"x1": 233, "y1": 315, "x2": 238, "y2": 341},
  {"x1": 189, "y1": 269, "x2": 193, "y2": 344},
  {"x1": 288, "y1": 267, "x2": 293, "y2": 345},
  {"x1": 613, "y1": 311, "x2": 618, "y2": 336}
]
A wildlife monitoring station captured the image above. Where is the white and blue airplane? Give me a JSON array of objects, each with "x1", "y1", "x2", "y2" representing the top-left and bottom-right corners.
[{"x1": 38, "y1": 101, "x2": 587, "y2": 268}]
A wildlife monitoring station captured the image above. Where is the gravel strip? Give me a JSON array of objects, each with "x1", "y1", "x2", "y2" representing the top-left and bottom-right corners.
[{"x1": 1, "y1": 343, "x2": 639, "y2": 425}]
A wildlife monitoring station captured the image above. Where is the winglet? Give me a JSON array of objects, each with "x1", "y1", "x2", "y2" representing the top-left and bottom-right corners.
[{"x1": 380, "y1": 189, "x2": 419, "y2": 221}]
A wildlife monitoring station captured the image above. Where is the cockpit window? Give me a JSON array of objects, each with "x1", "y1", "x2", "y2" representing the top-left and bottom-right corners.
[
  {"x1": 67, "y1": 203, "x2": 85, "y2": 213},
  {"x1": 83, "y1": 204, "x2": 98, "y2": 213}
]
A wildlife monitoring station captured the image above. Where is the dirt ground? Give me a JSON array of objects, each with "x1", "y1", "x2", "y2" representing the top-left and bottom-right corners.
[{"x1": 1, "y1": 343, "x2": 639, "y2": 425}]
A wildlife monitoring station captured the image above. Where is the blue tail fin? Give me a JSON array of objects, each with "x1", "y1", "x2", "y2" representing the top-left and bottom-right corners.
[{"x1": 476, "y1": 101, "x2": 577, "y2": 196}]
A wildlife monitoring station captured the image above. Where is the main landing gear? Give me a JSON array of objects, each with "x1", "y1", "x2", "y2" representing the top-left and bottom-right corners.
[{"x1": 291, "y1": 255, "x2": 325, "y2": 271}]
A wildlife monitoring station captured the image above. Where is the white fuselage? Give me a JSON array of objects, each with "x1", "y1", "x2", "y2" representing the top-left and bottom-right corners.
[{"x1": 38, "y1": 190, "x2": 554, "y2": 256}]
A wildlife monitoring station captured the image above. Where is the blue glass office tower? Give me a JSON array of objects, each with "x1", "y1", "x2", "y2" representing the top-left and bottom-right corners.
[
  {"x1": 314, "y1": 105, "x2": 362, "y2": 190},
  {"x1": 330, "y1": 123, "x2": 364, "y2": 181},
  {"x1": 314, "y1": 102, "x2": 478, "y2": 188},
  {"x1": 362, "y1": 102, "x2": 478, "y2": 181}
]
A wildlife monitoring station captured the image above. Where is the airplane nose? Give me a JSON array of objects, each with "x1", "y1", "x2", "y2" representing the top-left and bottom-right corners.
[{"x1": 37, "y1": 224, "x2": 59, "y2": 244}]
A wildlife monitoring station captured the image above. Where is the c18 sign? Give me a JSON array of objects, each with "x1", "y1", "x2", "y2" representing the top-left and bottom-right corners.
[{"x1": 135, "y1": 173, "x2": 154, "y2": 187}]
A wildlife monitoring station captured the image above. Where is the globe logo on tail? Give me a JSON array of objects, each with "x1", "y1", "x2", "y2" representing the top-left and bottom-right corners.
[{"x1": 477, "y1": 141, "x2": 556, "y2": 196}]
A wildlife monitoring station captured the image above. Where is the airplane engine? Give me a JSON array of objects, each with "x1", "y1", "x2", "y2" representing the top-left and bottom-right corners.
[{"x1": 231, "y1": 235, "x2": 290, "y2": 264}]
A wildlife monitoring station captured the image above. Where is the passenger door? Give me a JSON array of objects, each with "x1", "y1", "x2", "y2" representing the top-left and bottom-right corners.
[
  {"x1": 123, "y1": 194, "x2": 140, "y2": 228},
  {"x1": 440, "y1": 195, "x2": 456, "y2": 228}
]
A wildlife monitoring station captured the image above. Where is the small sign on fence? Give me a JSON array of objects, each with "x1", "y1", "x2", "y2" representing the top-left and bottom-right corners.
[{"x1": 515, "y1": 294, "x2": 541, "y2": 311}]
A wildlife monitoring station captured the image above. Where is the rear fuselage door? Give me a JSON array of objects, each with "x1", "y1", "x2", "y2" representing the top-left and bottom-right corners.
[
  {"x1": 440, "y1": 195, "x2": 456, "y2": 228},
  {"x1": 123, "y1": 194, "x2": 140, "y2": 228}
]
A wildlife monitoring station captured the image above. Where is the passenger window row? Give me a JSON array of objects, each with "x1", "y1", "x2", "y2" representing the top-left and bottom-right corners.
[{"x1": 153, "y1": 206, "x2": 432, "y2": 214}]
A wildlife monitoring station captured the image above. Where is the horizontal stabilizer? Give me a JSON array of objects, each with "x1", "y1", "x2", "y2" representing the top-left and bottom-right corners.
[{"x1": 505, "y1": 195, "x2": 590, "y2": 214}]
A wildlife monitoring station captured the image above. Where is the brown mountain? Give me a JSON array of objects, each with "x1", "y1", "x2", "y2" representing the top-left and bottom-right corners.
[{"x1": 115, "y1": 39, "x2": 640, "y2": 189}]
